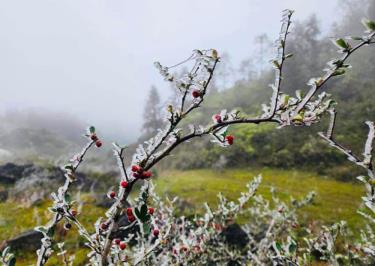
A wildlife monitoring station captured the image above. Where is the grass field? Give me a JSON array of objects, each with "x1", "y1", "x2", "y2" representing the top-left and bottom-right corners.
[
  {"x1": 0, "y1": 168, "x2": 366, "y2": 265},
  {"x1": 155, "y1": 168, "x2": 365, "y2": 232}
]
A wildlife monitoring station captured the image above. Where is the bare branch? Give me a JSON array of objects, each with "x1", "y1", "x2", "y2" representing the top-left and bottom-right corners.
[
  {"x1": 294, "y1": 31, "x2": 375, "y2": 115},
  {"x1": 36, "y1": 138, "x2": 96, "y2": 266}
]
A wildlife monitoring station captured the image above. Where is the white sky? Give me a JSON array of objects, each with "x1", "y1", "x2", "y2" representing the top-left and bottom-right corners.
[{"x1": 0, "y1": 0, "x2": 340, "y2": 141}]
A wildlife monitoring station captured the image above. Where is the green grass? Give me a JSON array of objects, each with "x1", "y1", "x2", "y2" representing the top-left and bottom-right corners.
[
  {"x1": 0, "y1": 194, "x2": 106, "y2": 265},
  {"x1": 0, "y1": 168, "x2": 366, "y2": 265},
  {"x1": 155, "y1": 168, "x2": 365, "y2": 233}
]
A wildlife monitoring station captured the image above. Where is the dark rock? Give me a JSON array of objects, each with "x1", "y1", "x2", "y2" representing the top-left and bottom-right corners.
[
  {"x1": 0, "y1": 162, "x2": 92, "y2": 201},
  {"x1": 6, "y1": 230, "x2": 43, "y2": 252},
  {"x1": 221, "y1": 223, "x2": 249, "y2": 248},
  {"x1": 0, "y1": 163, "x2": 32, "y2": 184},
  {"x1": 0, "y1": 190, "x2": 8, "y2": 202}
]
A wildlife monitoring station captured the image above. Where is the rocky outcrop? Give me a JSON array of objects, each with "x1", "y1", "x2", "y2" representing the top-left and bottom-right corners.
[
  {"x1": 221, "y1": 223, "x2": 249, "y2": 248},
  {"x1": 0, "y1": 163, "x2": 92, "y2": 202},
  {"x1": 0, "y1": 163, "x2": 32, "y2": 184},
  {"x1": 5, "y1": 230, "x2": 43, "y2": 252}
]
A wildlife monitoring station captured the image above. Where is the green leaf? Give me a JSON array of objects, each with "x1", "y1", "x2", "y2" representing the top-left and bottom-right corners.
[
  {"x1": 88, "y1": 126, "x2": 95, "y2": 134},
  {"x1": 332, "y1": 69, "x2": 346, "y2": 76},
  {"x1": 143, "y1": 223, "x2": 151, "y2": 235},
  {"x1": 134, "y1": 204, "x2": 150, "y2": 222},
  {"x1": 142, "y1": 191, "x2": 148, "y2": 202},
  {"x1": 349, "y1": 36, "x2": 364, "y2": 41},
  {"x1": 288, "y1": 242, "x2": 297, "y2": 254},
  {"x1": 134, "y1": 208, "x2": 141, "y2": 220},
  {"x1": 333, "y1": 38, "x2": 349, "y2": 49},
  {"x1": 47, "y1": 226, "x2": 55, "y2": 237},
  {"x1": 34, "y1": 226, "x2": 47, "y2": 234},
  {"x1": 362, "y1": 18, "x2": 375, "y2": 31},
  {"x1": 64, "y1": 164, "x2": 74, "y2": 171},
  {"x1": 140, "y1": 204, "x2": 148, "y2": 217},
  {"x1": 8, "y1": 255, "x2": 16, "y2": 266},
  {"x1": 284, "y1": 53, "x2": 293, "y2": 59},
  {"x1": 64, "y1": 193, "x2": 71, "y2": 203},
  {"x1": 275, "y1": 241, "x2": 282, "y2": 251}
]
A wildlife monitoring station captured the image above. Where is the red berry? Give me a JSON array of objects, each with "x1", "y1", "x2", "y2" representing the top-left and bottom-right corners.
[
  {"x1": 225, "y1": 135, "x2": 234, "y2": 145},
  {"x1": 133, "y1": 172, "x2": 140, "y2": 178},
  {"x1": 131, "y1": 165, "x2": 140, "y2": 172},
  {"x1": 90, "y1": 134, "x2": 98, "y2": 141},
  {"x1": 213, "y1": 114, "x2": 222, "y2": 123},
  {"x1": 71, "y1": 209, "x2": 78, "y2": 216},
  {"x1": 95, "y1": 140, "x2": 102, "y2": 148},
  {"x1": 142, "y1": 171, "x2": 152, "y2": 179},
  {"x1": 114, "y1": 238, "x2": 121, "y2": 245},
  {"x1": 126, "y1": 208, "x2": 133, "y2": 216},
  {"x1": 148, "y1": 207, "x2": 154, "y2": 215},
  {"x1": 153, "y1": 229, "x2": 159, "y2": 237},
  {"x1": 109, "y1": 191, "x2": 116, "y2": 199},
  {"x1": 128, "y1": 215, "x2": 135, "y2": 222},
  {"x1": 100, "y1": 223, "x2": 108, "y2": 230},
  {"x1": 120, "y1": 180, "x2": 128, "y2": 188},
  {"x1": 192, "y1": 90, "x2": 201, "y2": 98},
  {"x1": 119, "y1": 242, "x2": 127, "y2": 250}
]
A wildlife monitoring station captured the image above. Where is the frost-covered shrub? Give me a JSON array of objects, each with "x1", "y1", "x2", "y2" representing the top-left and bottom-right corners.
[{"x1": 1, "y1": 10, "x2": 375, "y2": 266}]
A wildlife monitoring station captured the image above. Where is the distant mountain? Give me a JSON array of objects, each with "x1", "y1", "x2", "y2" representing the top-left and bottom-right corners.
[{"x1": 0, "y1": 109, "x2": 84, "y2": 163}]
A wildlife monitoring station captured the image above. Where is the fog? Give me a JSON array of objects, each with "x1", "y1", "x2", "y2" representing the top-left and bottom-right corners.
[{"x1": 0, "y1": 0, "x2": 340, "y2": 142}]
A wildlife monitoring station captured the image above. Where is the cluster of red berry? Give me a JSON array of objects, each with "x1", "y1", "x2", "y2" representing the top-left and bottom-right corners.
[
  {"x1": 212, "y1": 114, "x2": 235, "y2": 145},
  {"x1": 113, "y1": 238, "x2": 127, "y2": 250},
  {"x1": 126, "y1": 207, "x2": 136, "y2": 222},
  {"x1": 108, "y1": 180, "x2": 128, "y2": 199},
  {"x1": 131, "y1": 165, "x2": 152, "y2": 179},
  {"x1": 225, "y1": 135, "x2": 234, "y2": 145},
  {"x1": 125, "y1": 207, "x2": 159, "y2": 237},
  {"x1": 90, "y1": 133, "x2": 102, "y2": 148}
]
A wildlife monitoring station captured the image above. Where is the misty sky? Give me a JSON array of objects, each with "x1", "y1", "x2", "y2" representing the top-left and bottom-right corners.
[{"x1": 0, "y1": 0, "x2": 340, "y2": 141}]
